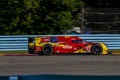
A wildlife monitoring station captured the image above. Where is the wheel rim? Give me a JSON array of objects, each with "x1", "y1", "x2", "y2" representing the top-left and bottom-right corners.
[
  {"x1": 92, "y1": 44, "x2": 103, "y2": 55},
  {"x1": 94, "y1": 46, "x2": 102, "y2": 54},
  {"x1": 44, "y1": 46, "x2": 52, "y2": 53},
  {"x1": 43, "y1": 44, "x2": 53, "y2": 55}
]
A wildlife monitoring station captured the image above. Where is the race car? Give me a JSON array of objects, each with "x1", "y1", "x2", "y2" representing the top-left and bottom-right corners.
[{"x1": 28, "y1": 36, "x2": 112, "y2": 55}]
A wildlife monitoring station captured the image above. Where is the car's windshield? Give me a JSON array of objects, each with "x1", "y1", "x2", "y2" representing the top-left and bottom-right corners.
[{"x1": 72, "y1": 40, "x2": 83, "y2": 43}]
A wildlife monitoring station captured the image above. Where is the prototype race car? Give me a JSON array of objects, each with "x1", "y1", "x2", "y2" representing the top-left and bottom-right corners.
[{"x1": 28, "y1": 36, "x2": 111, "y2": 55}]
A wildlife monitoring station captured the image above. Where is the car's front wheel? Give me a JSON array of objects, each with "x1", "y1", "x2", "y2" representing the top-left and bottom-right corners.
[{"x1": 91, "y1": 43, "x2": 103, "y2": 55}]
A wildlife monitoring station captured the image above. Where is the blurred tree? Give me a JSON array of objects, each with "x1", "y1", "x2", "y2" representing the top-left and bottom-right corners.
[{"x1": 0, "y1": 0, "x2": 82, "y2": 35}]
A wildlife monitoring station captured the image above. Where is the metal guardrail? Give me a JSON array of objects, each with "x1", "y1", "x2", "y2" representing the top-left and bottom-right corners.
[
  {"x1": 0, "y1": 36, "x2": 28, "y2": 51},
  {"x1": 0, "y1": 34, "x2": 119, "y2": 51},
  {"x1": 79, "y1": 34, "x2": 120, "y2": 49}
]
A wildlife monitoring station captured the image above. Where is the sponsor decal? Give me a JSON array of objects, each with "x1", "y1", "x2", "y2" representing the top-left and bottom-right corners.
[{"x1": 63, "y1": 46, "x2": 72, "y2": 49}]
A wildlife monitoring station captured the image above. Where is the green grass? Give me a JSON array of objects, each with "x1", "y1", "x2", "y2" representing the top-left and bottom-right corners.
[
  {"x1": 0, "y1": 50, "x2": 28, "y2": 54},
  {"x1": 109, "y1": 49, "x2": 120, "y2": 53}
]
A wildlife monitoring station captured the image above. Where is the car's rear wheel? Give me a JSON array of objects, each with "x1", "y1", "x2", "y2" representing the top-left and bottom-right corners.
[
  {"x1": 42, "y1": 44, "x2": 53, "y2": 55},
  {"x1": 91, "y1": 43, "x2": 103, "y2": 55}
]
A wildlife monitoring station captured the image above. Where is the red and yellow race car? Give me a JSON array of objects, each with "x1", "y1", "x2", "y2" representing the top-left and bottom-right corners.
[{"x1": 28, "y1": 36, "x2": 112, "y2": 55}]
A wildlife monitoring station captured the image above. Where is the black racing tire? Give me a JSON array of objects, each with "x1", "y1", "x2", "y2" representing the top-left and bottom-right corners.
[
  {"x1": 91, "y1": 43, "x2": 103, "y2": 55},
  {"x1": 42, "y1": 44, "x2": 53, "y2": 55}
]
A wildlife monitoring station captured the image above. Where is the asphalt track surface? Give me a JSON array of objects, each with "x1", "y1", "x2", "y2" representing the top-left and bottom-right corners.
[{"x1": 0, "y1": 55, "x2": 120, "y2": 76}]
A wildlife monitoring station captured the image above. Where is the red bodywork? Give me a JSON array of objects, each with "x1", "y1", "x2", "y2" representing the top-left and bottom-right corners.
[{"x1": 35, "y1": 36, "x2": 93, "y2": 54}]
